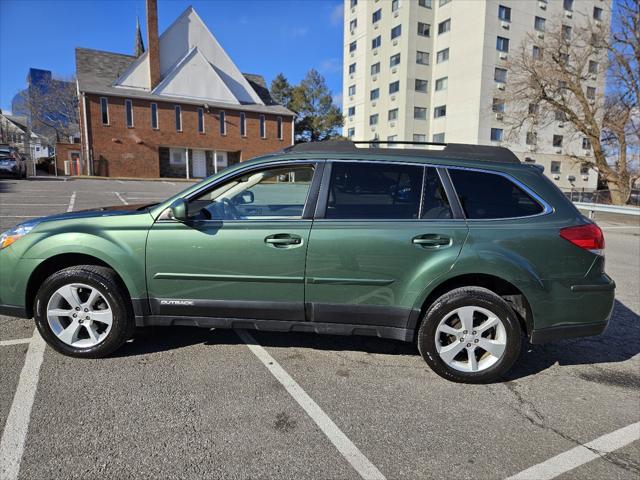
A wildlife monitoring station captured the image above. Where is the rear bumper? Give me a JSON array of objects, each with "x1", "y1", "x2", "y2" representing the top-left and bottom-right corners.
[{"x1": 530, "y1": 321, "x2": 608, "y2": 344}]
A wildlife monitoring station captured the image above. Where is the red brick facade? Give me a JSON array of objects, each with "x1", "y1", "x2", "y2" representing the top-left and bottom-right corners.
[
  {"x1": 82, "y1": 94, "x2": 293, "y2": 178},
  {"x1": 55, "y1": 142, "x2": 83, "y2": 175}
]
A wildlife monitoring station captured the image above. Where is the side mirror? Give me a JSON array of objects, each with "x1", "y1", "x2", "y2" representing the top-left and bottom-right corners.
[
  {"x1": 235, "y1": 191, "x2": 255, "y2": 205},
  {"x1": 169, "y1": 198, "x2": 188, "y2": 221}
]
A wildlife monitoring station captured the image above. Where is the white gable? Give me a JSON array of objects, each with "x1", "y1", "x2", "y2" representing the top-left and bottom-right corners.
[
  {"x1": 152, "y1": 48, "x2": 239, "y2": 103},
  {"x1": 114, "y1": 7, "x2": 263, "y2": 105}
]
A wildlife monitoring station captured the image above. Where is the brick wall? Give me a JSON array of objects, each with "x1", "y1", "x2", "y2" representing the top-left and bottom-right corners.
[
  {"x1": 55, "y1": 142, "x2": 82, "y2": 175},
  {"x1": 83, "y1": 94, "x2": 294, "y2": 178}
]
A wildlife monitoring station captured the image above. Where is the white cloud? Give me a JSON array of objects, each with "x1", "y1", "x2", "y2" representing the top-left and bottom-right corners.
[
  {"x1": 330, "y1": 3, "x2": 343, "y2": 27},
  {"x1": 319, "y1": 58, "x2": 342, "y2": 74},
  {"x1": 333, "y1": 91, "x2": 343, "y2": 107}
]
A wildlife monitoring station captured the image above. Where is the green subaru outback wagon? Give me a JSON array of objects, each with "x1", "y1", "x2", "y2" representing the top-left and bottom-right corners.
[{"x1": 0, "y1": 142, "x2": 615, "y2": 383}]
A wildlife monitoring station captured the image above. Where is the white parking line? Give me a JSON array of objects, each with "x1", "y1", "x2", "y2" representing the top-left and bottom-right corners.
[
  {"x1": 0, "y1": 331, "x2": 46, "y2": 480},
  {"x1": 114, "y1": 192, "x2": 129, "y2": 205},
  {"x1": 67, "y1": 191, "x2": 76, "y2": 212},
  {"x1": 0, "y1": 338, "x2": 33, "y2": 347},
  {"x1": 506, "y1": 421, "x2": 640, "y2": 480},
  {"x1": 236, "y1": 330, "x2": 386, "y2": 480}
]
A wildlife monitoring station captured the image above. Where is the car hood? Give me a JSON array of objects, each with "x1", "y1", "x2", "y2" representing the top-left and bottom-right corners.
[{"x1": 19, "y1": 203, "x2": 156, "y2": 228}]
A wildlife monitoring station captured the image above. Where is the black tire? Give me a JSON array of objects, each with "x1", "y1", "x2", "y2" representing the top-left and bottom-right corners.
[
  {"x1": 417, "y1": 287, "x2": 522, "y2": 384},
  {"x1": 34, "y1": 265, "x2": 134, "y2": 358}
]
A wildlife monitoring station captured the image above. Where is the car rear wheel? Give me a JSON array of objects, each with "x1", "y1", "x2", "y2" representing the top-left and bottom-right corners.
[
  {"x1": 34, "y1": 265, "x2": 134, "y2": 358},
  {"x1": 417, "y1": 287, "x2": 522, "y2": 383}
]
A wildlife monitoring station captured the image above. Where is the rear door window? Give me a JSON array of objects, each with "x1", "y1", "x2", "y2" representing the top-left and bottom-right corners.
[{"x1": 448, "y1": 168, "x2": 543, "y2": 219}]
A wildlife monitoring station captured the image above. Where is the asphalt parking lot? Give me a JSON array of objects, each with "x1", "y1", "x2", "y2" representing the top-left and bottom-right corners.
[{"x1": 1, "y1": 177, "x2": 639, "y2": 480}]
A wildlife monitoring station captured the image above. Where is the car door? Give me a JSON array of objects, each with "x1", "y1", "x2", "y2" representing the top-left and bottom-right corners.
[
  {"x1": 304, "y1": 160, "x2": 468, "y2": 332},
  {"x1": 146, "y1": 161, "x2": 322, "y2": 322}
]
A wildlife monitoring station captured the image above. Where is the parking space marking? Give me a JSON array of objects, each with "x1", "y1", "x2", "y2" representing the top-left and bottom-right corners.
[
  {"x1": 0, "y1": 332, "x2": 46, "y2": 480},
  {"x1": 67, "y1": 191, "x2": 76, "y2": 212},
  {"x1": 236, "y1": 330, "x2": 386, "y2": 480},
  {"x1": 114, "y1": 192, "x2": 129, "y2": 205},
  {"x1": 0, "y1": 338, "x2": 33, "y2": 347},
  {"x1": 507, "y1": 421, "x2": 640, "y2": 480}
]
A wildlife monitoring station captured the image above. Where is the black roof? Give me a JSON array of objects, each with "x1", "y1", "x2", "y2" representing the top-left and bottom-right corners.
[{"x1": 284, "y1": 141, "x2": 521, "y2": 164}]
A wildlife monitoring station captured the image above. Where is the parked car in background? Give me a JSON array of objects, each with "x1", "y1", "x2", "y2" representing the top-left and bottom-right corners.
[
  {"x1": 0, "y1": 144, "x2": 27, "y2": 179},
  {"x1": 0, "y1": 141, "x2": 615, "y2": 383}
]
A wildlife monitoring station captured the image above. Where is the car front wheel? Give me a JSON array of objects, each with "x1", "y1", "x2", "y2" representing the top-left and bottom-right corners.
[
  {"x1": 34, "y1": 265, "x2": 134, "y2": 358},
  {"x1": 417, "y1": 287, "x2": 522, "y2": 383}
]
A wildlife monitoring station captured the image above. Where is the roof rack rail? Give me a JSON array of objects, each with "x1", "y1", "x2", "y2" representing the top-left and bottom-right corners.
[{"x1": 284, "y1": 140, "x2": 520, "y2": 164}]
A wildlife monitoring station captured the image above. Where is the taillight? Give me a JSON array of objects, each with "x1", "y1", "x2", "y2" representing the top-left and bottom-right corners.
[{"x1": 559, "y1": 223, "x2": 604, "y2": 254}]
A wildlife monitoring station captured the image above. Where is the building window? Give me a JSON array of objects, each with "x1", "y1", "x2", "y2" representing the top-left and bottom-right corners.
[
  {"x1": 417, "y1": 22, "x2": 430, "y2": 37},
  {"x1": 588, "y1": 61, "x2": 598, "y2": 74},
  {"x1": 434, "y1": 105, "x2": 447, "y2": 118},
  {"x1": 433, "y1": 132, "x2": 445, "y2": 143},
  {"x1": 563, "y1": 0, "x2": 573, "y2": 11},
  {"x1": 372, "y1": 35, "x2": 382, "y2": 50},
  {"x1": 348, "y1": 85, "x2": 356, "y2": 96},
  {"x1": 349, "y1": 41, "x2": 357, "y2": 53},
  {"x1": 528, "y1": 103, "x2": 539, "y2": 114},
  {"x1": 436, "y1": 48, "x2": 449, "y2": 63},
  {"x1": 240, "y1": 112, "x2": 246, "y2": 136},
  {"x1": 413, "y1": 134, "x2": 426, "y2": 142},
  {"x1": 555, "y1": 110, "x2": 566, "y2": 121},
  {"x1": 492, "y1": 98, "x2": 505, "y2": 112},
  {"x1": 561, "y1": 25, "x2": 572, "y2": 40},
  {"x1": 435, "y1": 77, "x2": 448, "y2": 91},
  {"x1": 388, "y1": 108, "x2": 398, "y2": 121},
  {"x1": 587, "y1": 86, "x2": 596, "y2": 100},
  {"x1": 100, "y1": 97, "x2": 109, "y2": 125},
  {"x1": 391, "y1": 0, "x2": 399, "y2": 11},
  {"x1": 372, "y1": 8, "x2": 382, "y2": 23},
  {"x1": 389, "y1": 81, "x2": 400, "y2": 94},
  {"x1": 350, "y1": 0, "x2": 357, "y2": 7},
  {"x1": 496, "y1": 36, "x2": 510, "y2": 52},
  {"x1": 277, "y1": 116, "x2": 283, "y2": 140},
  {"x1": 349, "y1": 63, "x2": 356, "y2": 74},
  {"x1": 415, "y1": 79, "x2": 429, "y2": 92},
  {"x1": 532, "y1": 45, "x2": 543, "y2": 60},
  {"x1": 175, "y1": 105, "x2": 182, "y2": 132},
  {"x1": 197, "y1": 107, "x2": 205, "y2": 133},
  {"x1": 370, "y1": 88, "x2": 380, "y2": 100},
  {"x1": 260, "y1": 115, "x2": 266, "y2": 138},
  {"x1": 350, "y1": 19, "x2": 357, "y2": 34},
  {"x1": 150, "y1": 103, "x2": 158, "y2": 129},
  {"x1": 553, "y1": 135, "x2": 563, "y2": 147},
  {"x1": 439, "y1": 0, "x2": 450, "y2": 6},
  {"x1": 498, "y1": 5, "x2": 511, "y2": 21},
  {"x1": 419, "y1": 0, "x2": 432, "y2": 7},
  {"x1": 387, "y1": 135, "x2": 398, "y2": 144},
  {"x1": 526, "y1": 132, "x2": 537, "y2": 145},
  {"x1": 438, "y1": 19, "x2": 451, "y2": 35},
  {"x1": 580, "y1": 165, "x2": 590, "y2": 175},
  {"x1": 125, "y1": 99, "x2": 134, "y2": 127},
  {"x1": 417, "y1": 50, "x2": 430, "y2": 65},
  {"x1": 593, "y1": 7, "x2": 603, "y2": 20},
  {"x1": 414, "y1": 107, "x2": 427, "y2": 120},
  {"x1": 347, "y1": 128, "x2": 355, "y2": 138},
  {"x1": 491, "y1": 128, "x2": 503, "y2": 141},
  {"x1": 391, "y1": 25, "x2": 402, "y2": 40},
  {"x1": 369, "y1": 114, "x2": 379, "y2": 126},
  {"x1": 582, "y1": 137, "x2": 591, "y2": 150},
  {"x1": 371, "y1": 62, "x2": 380, "y2": 75},
  {"x1": 534, "y1": 16, "x2": 546, "y2": 32},
  {"x1": 348, "y1": 106, "x2": 356, "y2": 117},
  {"x1": 494, "y1": 67, "x2": 508, "y2": 83},
  {"x1": 390, "y1": 53, "x2": 401, "y2": 67},
  {"x1": 219, "y1": 110, "x2": 226, "y2": 135},
  {"x1": 551, "y1": 161, "x2": 561, "y2": 174}
]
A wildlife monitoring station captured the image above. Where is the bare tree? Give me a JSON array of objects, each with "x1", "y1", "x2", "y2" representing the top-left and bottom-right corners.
[
  {"x1": 505, "y1": 1, "x2": 639, "y2": 204},
  {"x1": 17, "y1": 76, "x2": 79, "y2": 144}
]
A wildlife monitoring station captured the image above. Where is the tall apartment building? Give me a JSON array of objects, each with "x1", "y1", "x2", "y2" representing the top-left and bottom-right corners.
[{"x1": 342, "y1": 0, "x2": 609, "y2": 190}]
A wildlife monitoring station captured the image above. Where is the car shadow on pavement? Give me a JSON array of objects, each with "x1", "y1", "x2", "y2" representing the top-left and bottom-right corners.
[{"x1": 506, "y1": 299, "x2": 640, "y2": 383}]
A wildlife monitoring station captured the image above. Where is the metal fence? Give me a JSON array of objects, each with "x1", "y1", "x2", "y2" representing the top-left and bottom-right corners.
[{"x1": 561, "y1": 188, "x2": 640, "y2": 207}]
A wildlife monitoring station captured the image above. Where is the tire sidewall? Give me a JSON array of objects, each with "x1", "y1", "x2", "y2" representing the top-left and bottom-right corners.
[
  {"x1": 34, "y1": 268, "x2": 130, "y2": 357},
  {"x1": 418, "y1": 287, "x2": 522, "y2": 383}
]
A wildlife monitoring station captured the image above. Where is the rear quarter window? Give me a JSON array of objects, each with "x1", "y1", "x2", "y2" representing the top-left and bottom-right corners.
[{"x1": 448, "y1": 169, "x2": 544, "y2": 219}]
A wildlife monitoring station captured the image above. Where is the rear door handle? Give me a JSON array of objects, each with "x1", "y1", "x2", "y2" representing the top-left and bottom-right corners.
[
  {"x1": 412, "y1": 234, "x2": 452, "y2": 248},
  {"x1": 265, "y1": 234, "x2": 302, "y2": 247}
]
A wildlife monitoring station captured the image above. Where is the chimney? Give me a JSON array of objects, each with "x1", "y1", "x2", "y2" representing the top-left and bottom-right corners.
[{"x1": 146, "y1": 0, "x2": 161, "y2": 89}]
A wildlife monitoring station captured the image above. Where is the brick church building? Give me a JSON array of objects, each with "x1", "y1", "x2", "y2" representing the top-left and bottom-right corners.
[{"x1": 73, "y1": 0, "x2": 294, "y2": 178}]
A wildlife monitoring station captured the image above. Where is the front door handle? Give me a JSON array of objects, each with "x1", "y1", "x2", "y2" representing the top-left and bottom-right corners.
[
  {"x1": 412, "y1": 234, "x2": 452, "y2": 248},
  {"x1": 265, "y1": 234, "x2": 302, "y2": 247}
]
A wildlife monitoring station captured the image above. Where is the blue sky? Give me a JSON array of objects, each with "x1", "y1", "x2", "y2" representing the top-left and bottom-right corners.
[{"x1": 0, "y1": 0, "x2": 344, "y2": 113}]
